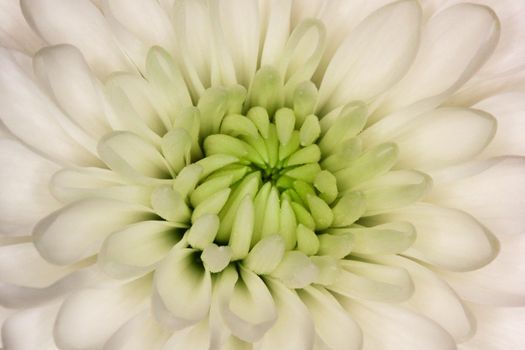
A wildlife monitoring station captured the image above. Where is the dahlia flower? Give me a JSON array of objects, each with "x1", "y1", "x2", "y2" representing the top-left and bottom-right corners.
[{"x1": 0, "y1": 0, "x2": 524, "y2": 349}]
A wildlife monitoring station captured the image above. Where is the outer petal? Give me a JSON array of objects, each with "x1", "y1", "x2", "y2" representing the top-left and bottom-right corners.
[
  {"x1": 441, "y1": 234, "x2": 525, "y2": 306},
  {"x1": 0, "y1": 48, "x2": 98, "y2": 165},
  {"x1": 376, "y1": 3, "x2": 500, "y2": 116},
  {"x1": 475, "y1": 92, "x2": 525, "y2": 157},
  {"x1": 381, "y1": 203, "x2": 498, "y2": 271},
  {"x1": 20, "y1": 0, "x2": 132, "y2": 76},
  {"x1": 34, "y1": 198, "x2": 153, "y2": 265},
  {"x1": 341, "y1": 300, "x2": 456, "y2": 350},
  {"x1": 458, "y1": 303, "x2": 525, "y2": 350},
  {"x1": 0, "y1": 139, "x2": 60, "y2": 235},
  {"x1": 317, "y1": 0, "x2": 421, "y2": 111},
  {"x1": 429, "y1": 157, "x2": 525, "y2": 236},
  {"x1": 0, "y1": 0, "x2": 43, "y2": 53},
  {"x1": 54, "y1": 277, "x2": 150, "y2": 350}
]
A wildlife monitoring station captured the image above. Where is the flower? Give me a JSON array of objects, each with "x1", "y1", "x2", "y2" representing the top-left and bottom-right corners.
[{"x1": 0, "y1": 0, "x2": 524, "y2": 349}]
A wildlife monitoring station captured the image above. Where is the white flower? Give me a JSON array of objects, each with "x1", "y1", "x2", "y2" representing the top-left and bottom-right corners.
[{"x1": 0, "y1": 0, "x2": 524, "y2": 349}]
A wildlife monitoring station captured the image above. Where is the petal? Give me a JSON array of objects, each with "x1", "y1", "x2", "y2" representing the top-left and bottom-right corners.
[
  {"x1": 20, "y1": 0, "x2": 132, "y2": 76},
  {"x1": 459, "y1": 303, "x2": 525, "y2": 350},
  {"x1": 429, "y1": 157, "x2": 525, "y2": 236},
  {"x1": 340, "y1": 299, "x2": 457, "y2": 350},
  {"x1": 0, "y1": 242, "x2": 82, "y2": 288},
  {"x1": 54, "y1": 277, "x2": 150, "y2": 350},
  {"x1": 33, "y1": 44, "x2": 111, "y2": 138},
  {"x1": 1, "y1": 302, "x2": 59, "y2": 350},
  {"x1": 259, "y1": 0, "x2": 294, "y2": 67},
  {"x1": 381, "y1": 203, "x2": 498, "y2": 271},
  {"x1": 298, "y1": 286, "x2": 362, "y2": 350},
  {"x1": 475, "y1": 92, "x2": 525, "y2": 157},
  {"x1": 34, "y1": 198, "x2": 153, "y2": 265},
  {"x1": 0, "y1": 48, "x2": 98, "y2": 165},
  {"x1": 153, "y1": 248, "x2": 212, "y2": 328},
  {"x1": 326, "y1": 259, "x2": 414, "y2": 302},
  {"x1": 104, "y1": 311, "x2": 171, "y2": 350},
  {"x1": 255, "y1": 279, "x2": 314, "y2": 350},
  {"x1": 392, "y1": 108, "x2": 496, "y2": 170},
  {"x1": 0, "y1": 0, "x2": 43, "y2": 53},
  {"x1": 217, "y1": 0, "x2": 260, "y2": 86},
  {"x1": 162, "y1": 320, "x2": 211, "y2": 350},
  {"x1": 99, "y1": 221, "x2": 182, "y2": 279},
  {"x1": 318, "y1": 0, "x2": 422, "y2": 111},
  {"x1": 98, "y1": 131, "x2": 172, "y2": 180},
  {"x1": 376, "y1": 3, "x2": 500, "y2": 116},
  {"x1": 218, "y1": 266, "x2": 277, "y2": 342},
  {"x1": 373, "y1": 255, "x2": 474, "y2": 342},
  {"x1": 440, "y1": 233, "x2": 525, "y2": 306},
  {"x1": 0, "y1": 139, "x2": 60, "y2": 235}
]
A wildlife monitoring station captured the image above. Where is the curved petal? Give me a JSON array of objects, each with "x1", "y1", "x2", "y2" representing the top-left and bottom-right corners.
[
  {"x1": 153, "y1": 248, "x2": 212, "y2": 328},
  {"x1": 34, "y1": 198, "x2": 153, "y2": 265},
  {"x1": 373, "y1": 255, "x2": 474, "y2": 342},
  {"x1": 441, "y1": 234, "x2": 525, "y2": 306},
  {"x1": 20, "y1": 0, "x2": 132, "y2": 76},
  {"x1": 381, "y1": 203, "x2": 498, "y2": 271},
  {"x1": 376, "y1": 3, "x2": 500, "y2": 116},
  {"x1": 318, "y1": 0, "x2": 422, "y2": 111},
  {"x1": 104, "y1": 311, "x2": 171, "y2": 350},
  {"x1": 392, "y1": 108, "x2": 496, "y2": 170},
  {"x1": 429, "y1": 157, "x2": 525, "y2": 236},
  {"x1": 0, "y1": 48, "x2": 98, "y2": 165},
  {"x1": 340, "y1": 299, "x2": 457, "y2": 350},
  {"x1": 0, "y1": 139, "x2": 59, "y2": 235},
  {"x1": 54, "y1": 277, "x2": 150, "y2": 350},
  {"x1": 99, "y1": 221, "x2": 182, "y2": 279},
  {"x1": 298, "y1": 286, "x2": 362, "y2": 350},
  {"x1": 1, "y1": 302, "x2": 59, "y2": 350},
  {"x1": 33, "y1": 44, "x2": 111, "y2": 139},
  {"x1": 459, "y1": 303, "x2": 525, "y2": 350},
  {"x1": 255, "y1": 279, "x2": 314, "y2": 350},
  {"x1": 0, "y1": 0, "x2": 43, "y2": 53},
  {"x1": 475, "y1": 92, "x2": 525, "y2": 157}
]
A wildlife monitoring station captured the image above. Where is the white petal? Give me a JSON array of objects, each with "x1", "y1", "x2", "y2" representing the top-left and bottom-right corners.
[
  {"x1": 0, "y1": 139, "x2": 59, "y2": 235},
  {"x1": 104, "y1": 311, "x2": 170, "y2": 350},
  {"x1": 1, "y1": 302, "x2": 60, "y2": 350},
  {"x1": 391, "y1": 108, "x2": 496, "y2": 170},
  {"x1": 33, "y1": 44, "x2": 110, "y2": 138},
  {"x1": 377, "y1": 3, "x2": 500, "y2": 115},
  {"x1": 318, "y1": 0, "x2": 422, "y2": 111},
  {"x1": 373, "y1": 255, "x2": 474, "y2": 342},
  {"x1": 103, "y1": 0, "x2": 176, "y2": 51},
  {"x1": 475, "y1": 92, "x2": 525, "y2": 157},
  {"x1": 34, "y1": 198, "x2": 152, "y2": 265},
  {"x1": 299, "y1": 286, "x2": 362, "y2": 350},
  {"x1": 162, "y1": 320, "x2": 211, "y2": 350},
  {"x1": 326, "y1": 259, "x2": 414, "y2": 302},
  {"x1": 55, "y1": 277, "x2": 150, "y2": 350},
  {"x1": 0, "y1": 48, "x2": 98, "y2": 165},
  {"x1": 153, "y1": 248, "x2": 212, "y2": 328},
  {"x1": 440, "y1": 234, "x2": 525, "y2": 306},
  {"x1": 99, "y1": 221, "x2": 182, "y2": 279},
  {"x1": 219, "y1": 266, "x2": 277, "y2": 342},
  {"x1": 0, "y1": 265, "x2": 106, "y2": 309},
  {"x1": 0, "y1": 0, "x2": 43, "y2": 53},
  {"x1": 429, "y1": 157, "x2": 525, "y2": 236},
  {"x1": 259, "y1": 0, "x2": 293, "y2": 67},
  {"x1": 459, "y1": 303, "x2": 525, "y2": 350},
  {"x1": 98, "y1": 131, "x2": 171, "y2": 180},
  {"x1": 340, "y1": 299, "x2": 456, "y2": 350},
  {"x1": 217, "y1": 0, "x2": 260, "y2": 86},
  {"x1": 255, "y1": 280, "x2": 314, "y2": 350},
  {"x1": 20, "y1": 0, "x2": 132, "y2": 76},
  {"x1": 0, "y1": 242, "x2": 83, "y2": 288},
  {"x1": 381, "y1": 203, "x2": 498, "y2": 271}
]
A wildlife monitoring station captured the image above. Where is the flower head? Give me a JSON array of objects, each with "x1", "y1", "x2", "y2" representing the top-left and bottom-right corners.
[{"x1": 0, "y1": 0, "x2": 524, "y2": 349}]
